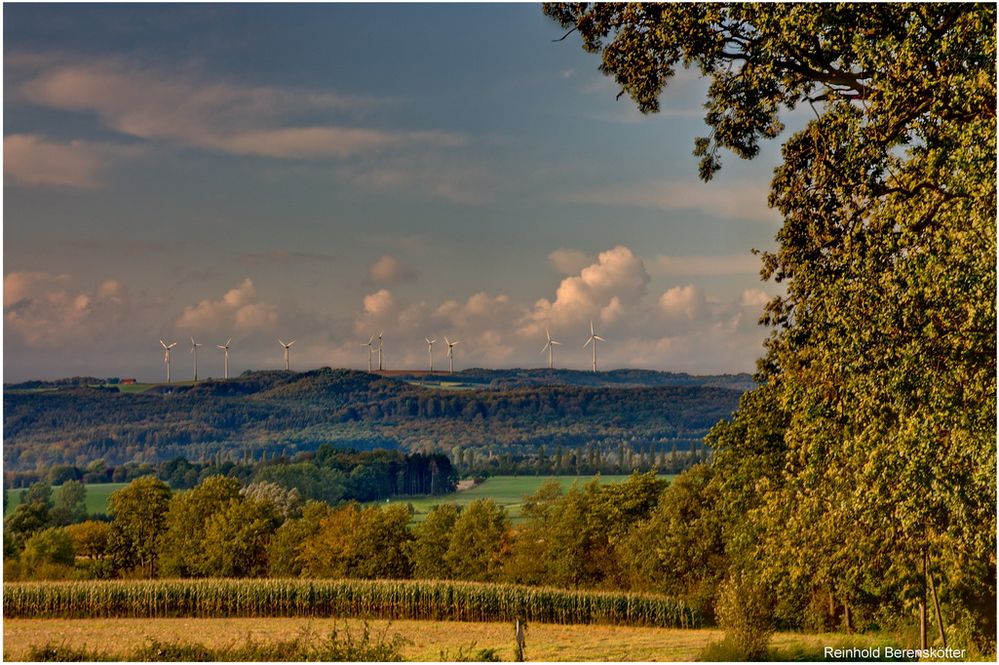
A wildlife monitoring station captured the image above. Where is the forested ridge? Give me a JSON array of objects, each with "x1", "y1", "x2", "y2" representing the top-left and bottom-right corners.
[{"x1": 3, "y1": 368, "x2": 742, "y2": 471}]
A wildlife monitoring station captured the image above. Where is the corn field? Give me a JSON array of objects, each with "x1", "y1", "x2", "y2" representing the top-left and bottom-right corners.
[{"x1": 3, "y1": 579, "x2": 700, "y2": 628}]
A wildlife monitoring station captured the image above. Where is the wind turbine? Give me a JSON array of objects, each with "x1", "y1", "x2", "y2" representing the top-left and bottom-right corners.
[
  {"x1": 445, "y1": 337, "x2": 460, "y2": 374},
  {"x1": 425, "y1": 337, "x2": 437, "y2": 373},
  {"x1": 541, "y1": 327, "x2": 561, "y2": 370},
  {"x1": 377, "y1": 331, "x2": 384, "y2": 371},
  {"x1": 190, "y1": 337, "x2": 203, "y2": 382},
  {"x1": 361, "y1": 336, "x2": 375, "y2": 372},
  {"x1": 159, "y1": 339, "x2": 177, "y2": 383},
  {"x1": 583, "y1": 320, "x2": 606, "y2": 373},
  {"x1": 216, "y1": 337, "x2": 232, "y2": 379},
  {"x1": 279, "y1": 339, "x2": 296, "y2": 371}
]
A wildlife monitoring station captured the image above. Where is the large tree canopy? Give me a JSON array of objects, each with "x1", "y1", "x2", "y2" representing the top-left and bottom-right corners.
[{"x1": 545, "y1": 2, "x2": 995, "y2": 651}]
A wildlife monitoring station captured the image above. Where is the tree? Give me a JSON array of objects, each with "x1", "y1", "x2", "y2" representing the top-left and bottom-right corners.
[
  {"x1": 21, "y1": 527, "x2": 75, "y2": 579},
  {"x1": 107, "y1": 475, "x2": 172, "y2": 577},
  {"x1": 201, "y1": 497, "x2": 281, "y2": 577},
  {"x1": 408, "y1": 503, "x2": 460, "y2": 579},
  {"x1": 50, "y1": 480, "x2": 87, "y2": 526},
  {"x1": 546, "y1": 2, "x2": 995, "y2": 650},
  {"x1": 267, "y1": 500, "x2": 334, "y2": 577},
  {"x1": 158, "y1": 475, "x2": 242, "y2": 577},
  {"x1": 65, "y1": 520, "x2": 112, "y2": 560},
  {"x1": 444, "y1": 499, "x2": 510, "y2": 582},
  {"x1": 299, "y1": 503, "x2": 413, "y2": 579}
]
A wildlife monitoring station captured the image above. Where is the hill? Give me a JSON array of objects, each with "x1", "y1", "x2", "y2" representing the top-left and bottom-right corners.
[{"x1": 3, "y1": 368, "x2": 746, "y2": 471}]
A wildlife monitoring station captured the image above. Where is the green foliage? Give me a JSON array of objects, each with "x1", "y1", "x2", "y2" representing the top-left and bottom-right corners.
[
  {"x1": 21, "y1": 527, "x2": 75, "y2": 579},
  {"x1": 201, "y1": 497, "x2": 281, "y2": 577},
  {"x1": 107, "y1": 475, "x2": 172, "y2": 577},
  {"x1": 4, "y1": 501, "x2": 51, "y2": 553},
  {"x1": 4, "y1": 368, "x2": 740, "y2": 473},
  {"x1": 266, "y1": 500, "x2": 333, "y2": 577},
  {"x1": 620, "y1": 465, "x2": 725, "y2": 617},
  {"x1": 508, "y1": 472, "x2": 666, "y2": 589},
  {"x1": 408, "y1": 503, "x2": 461, "y2": 579},
  {"x1": 546, "y1": 3, "x2": 996, "y2": 650},
  {"x1": 714, "y1": 572, "x2": 774, "y2": 660},
  {"x1": 158, "y1": 475, "x2": 241, "y2": 577},
  {"x1": 444, "y1": 499, "x2": 509, "y2": 582},
  {"x1": 50, "y1": 480, "x2": 87, "y2": 526},
  {"x1": 298, "y1": 503, "x2": 413, "y2": 579}
]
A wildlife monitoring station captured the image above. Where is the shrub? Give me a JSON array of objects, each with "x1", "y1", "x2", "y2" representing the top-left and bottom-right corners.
[{"x1": 714, "y1": 572, "x2": 773, "y2": 660}]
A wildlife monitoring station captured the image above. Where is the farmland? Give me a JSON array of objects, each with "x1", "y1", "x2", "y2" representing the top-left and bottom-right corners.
[
  {"x1": 4, "y1": 482, "x2": 127, "y2": 518},
  {"x1": 379, "y1": 474, "x2": 675, "y2": 522},
  {"x1": 0, "y1": 617, "x2": 894, "y2": 662},
  {"x1": 3, "y1": 579, "x2": 697, "y2": 628}
]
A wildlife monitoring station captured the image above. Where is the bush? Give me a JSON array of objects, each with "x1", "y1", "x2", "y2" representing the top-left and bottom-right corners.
[{"x1": 713, "y1": 572, "x2": 773, "y2": 660}]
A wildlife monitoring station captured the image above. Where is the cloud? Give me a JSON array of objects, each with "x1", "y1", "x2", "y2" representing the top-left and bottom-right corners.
[
  {"x1": 4, "y1": 271, "x2": 131, "y2": 346},
  {"x1": 369, "y1": 255, "x2": 418, "y2": 286},
  {"x1": 524, "y1": 245, "x2": 650, "y2": 335},
  {"x1": 175, "y1": 278, "x2": 278, "y2": 332},
  {"x1": 4, "y1": 134, "x2": 139, "y2": 188},
  {"x1": 548, "y1": 248, "x2": 596, "y2": 275},
  {"x1": 12, "y1": 54, "x2": 464, "y2": 161},
  {"x1": 658, "y1": 284, "x2": 706, "y2": 322},
  {"x1": 555, "y1": 178, "x2": 778, "y2": 223}
]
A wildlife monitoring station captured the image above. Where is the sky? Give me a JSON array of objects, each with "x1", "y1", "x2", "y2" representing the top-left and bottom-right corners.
[{"x1": 3, "y1": 4, "x2": 798, "y2": 382}]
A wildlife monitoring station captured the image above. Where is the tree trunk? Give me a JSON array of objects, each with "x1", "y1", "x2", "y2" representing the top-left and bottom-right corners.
[
  {"x1": 844, "y1": 600, "x2": 852, "y2": 634},
  {"x1": 927, "y1": 551, "x2": 947, "y2": 647},
  {"x1": 919, "y1": 551, "x2": 928, "y2": 650}
]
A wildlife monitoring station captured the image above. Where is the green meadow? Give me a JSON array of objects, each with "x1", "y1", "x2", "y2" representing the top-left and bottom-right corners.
[
  {"x1": 4, "y1": 483, "x2": 129, "y2": 518},
  {"x1": 377, "y1": 474, "x2": 674, "y2": 522}
]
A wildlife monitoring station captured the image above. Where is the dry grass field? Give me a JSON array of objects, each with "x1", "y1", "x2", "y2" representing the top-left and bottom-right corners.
[{"x1": 2, "y1": 617, "x2": 880, "y2": 661}]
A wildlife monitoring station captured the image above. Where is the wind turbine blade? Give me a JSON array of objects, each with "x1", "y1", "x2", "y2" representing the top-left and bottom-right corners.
[
  {"x1": 590, "y1": 320, "x2": 595, "y2": 335},
  {"x1": 444, "y1": 337, "x2": 450, "y2": 345},
  {"x1": 168, "y1": 342, "x2": 177, "y2": 349},
  {"x1": 288, "y1": 340, "x2": 296, "y2": 347},
  {"x1": 453, "y1": 341, "x2": 460, "y2": 346},
  {"x1": 551, "y1": 340, "x2": 561, "y2": 345},
  {"x1": 594, "y1": 335, "x2": 606, "y2": 342},
  {"x1": 217, "y1": 345, "x2": 226, "y2": 350},
  {"x1": 278, "y1": 339, "x2": 285, "y2": 347},
  {"x1": 583, "y1": 337, "x2": 592, "y2": 348},
  {"x1": 541, "y1": 343, "x2": 550, "y2": 354},
  {"x1": 160, "y1": 339, "x2": 168, "y2": 349},
  {"x1": 368, "y1": 336, "x2": 374, "y2": 345}
]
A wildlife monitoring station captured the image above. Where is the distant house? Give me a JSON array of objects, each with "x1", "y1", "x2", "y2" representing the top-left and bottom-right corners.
[{"x1": 121, "y1": 378, "x2": 137, "y2": 384}]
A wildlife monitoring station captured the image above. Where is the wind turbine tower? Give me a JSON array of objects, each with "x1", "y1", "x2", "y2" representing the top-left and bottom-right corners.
[
  {"x1": 541, "y1": 327, "x2": 561, "y2": 370},
  {"x1": 190, "y1": 337, "x2": 203, "y2": 381},
  {"x1": 445, "y1": 337, "x2": 460, "y2": 374},
  {"x1": 362, "y1": 336, "x2": 375, "y2": 372},
  {"x1": 217, "y1": 338, "x2": 232, "y2": 379},
  {"x1": 279, "y1": 339, "x2": 296, "y2": 371},
  {"x1": 378, "y1": 331, "x2": 384, "y2": 371},
  {"x1": 159, "y1": 339, "x2": 177, "y2": 383},
  {"x1": 425, "y1": 337, "x2": 437, "y2": 373},
  {"x1": 583, "y1": 320, "x2": 606, "y2": 373}
]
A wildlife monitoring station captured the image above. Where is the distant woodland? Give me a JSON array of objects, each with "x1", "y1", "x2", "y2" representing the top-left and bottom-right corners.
[{"x1": 3, "y1": 368, "x2": 743, "y2": 476}]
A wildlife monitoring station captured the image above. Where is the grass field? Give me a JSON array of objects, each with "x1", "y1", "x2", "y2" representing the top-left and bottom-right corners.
[
  {"x1": 380, "y1": 474, "x2": 675, "y2": 522},
  {"x1": 4, "y1": 483, "x2": 128, "y2": 518},
  {"x1": 2, "y1": 617, "x2": 892, "y2": 661}
]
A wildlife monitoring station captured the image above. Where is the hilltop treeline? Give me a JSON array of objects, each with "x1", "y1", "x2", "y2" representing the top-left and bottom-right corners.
[{"x1": 3, "y1": 368, "x2": 741, "y2": 472}]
